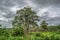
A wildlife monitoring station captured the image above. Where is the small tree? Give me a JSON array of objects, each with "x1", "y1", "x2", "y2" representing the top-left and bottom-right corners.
[
  {"x1": 40, "y1": 20, "x2": 48, "y2": 31},
  {"x1": 0, "y1": 24, "x2": 2, "y2": 28}
]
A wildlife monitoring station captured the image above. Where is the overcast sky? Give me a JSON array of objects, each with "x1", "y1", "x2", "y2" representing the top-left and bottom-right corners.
[{"x1": 0, "y1": 0, "x2": 60, "y2": 27}]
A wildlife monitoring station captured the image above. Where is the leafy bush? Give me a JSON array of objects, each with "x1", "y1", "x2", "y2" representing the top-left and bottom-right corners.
[
  {"x1": 0, "y1": 36, "x2": 8, "y2": 40},
  {"x1": 0, "y1": 28, "x2": 10, "y2": 37},
  {"x1": 8, "y1": 37, "x2": 23, "y2": 40},
  {"x1": 32, "y1": 37, "x2": 41, "y2": 40},
  {"x1": 35, "y1": 33, "x2": 41, "y2": 37},
  {"x1": 11, "y1": 27, "x2": 24, "y2": 36}
]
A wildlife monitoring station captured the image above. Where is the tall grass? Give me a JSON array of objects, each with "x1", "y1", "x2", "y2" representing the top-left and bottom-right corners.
[{"x1": 0, "y1": 32, "x2": 60, "y2": 40}]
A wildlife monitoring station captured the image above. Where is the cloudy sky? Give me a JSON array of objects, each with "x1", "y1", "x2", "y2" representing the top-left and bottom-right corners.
[{"x1": 0, "y1": 0, "x2": 60, "y2": 27}]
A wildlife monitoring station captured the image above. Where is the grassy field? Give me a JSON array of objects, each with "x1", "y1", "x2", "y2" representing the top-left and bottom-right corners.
[{"x1": 0, "y1": 32, "x2": 60, "y2": 40}]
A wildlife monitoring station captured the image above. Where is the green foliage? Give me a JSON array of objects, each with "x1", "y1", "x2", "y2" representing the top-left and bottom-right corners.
[
  {"x1": 0, "y1": 32, "x2": 59, "y2": 40},
  {"x1": 0, "y1": 36, "x2": 8, "y2": 40},
  {"x1": 40, "y1": 20, "x2": 48, "y2": 31},
  {"x1": 12, "y1": 7, "x2": 39, "y2": 35},
  {"x1": 11, "y1": 26, "x2": 24, "y2": 36},
  {"x1": 0, "y1": 28, "x2": 9, "y2": 37},
  {"x1": 8, "y1": 37, "x2": 23, "y2": 40},
  {"x1": 31, "y1": 32, "x2": 60, "y2": 40},
  {"x1": 12, "y1": 7, "x2": 39, "y2": 27},
  {"x1": 48, "y1": 25, "x2": 60, "y2": 32},
  {"x1": 35, "y1": 32, "x2": 41, "y2": 37},
  {"x1": 0, "y1": 24, "x2": 2, "y2": 27}
]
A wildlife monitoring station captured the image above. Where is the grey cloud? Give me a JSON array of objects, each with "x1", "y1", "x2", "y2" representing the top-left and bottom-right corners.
[
  {"x1": 0, "y1": 0, "x2": 26, "y2": 27},
  {"x1": 0, "y1": 0, "x2": 60, "y2": 27},
  {"x1": 0, "y1": 0, "x2": 25, "y2": 7},
  {"x1": 31, "y1": 0, "x2": 60, "y2": 7},
  {"x1": 0, "y1": 0, "x2": 25, "y2": 19},
  {"x1": 46, "y1": 17, "x2": 60, "y2": 25}
]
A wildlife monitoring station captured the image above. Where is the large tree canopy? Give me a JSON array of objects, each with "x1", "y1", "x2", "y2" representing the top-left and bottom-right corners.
[{"x1": 12, "y1": 7, "x2": 39, "y2": 35}]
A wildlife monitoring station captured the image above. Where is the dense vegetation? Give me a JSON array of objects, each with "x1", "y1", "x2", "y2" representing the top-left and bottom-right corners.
[{"x1": 0, "y1": 7, "x2": 60, "y2": 40}]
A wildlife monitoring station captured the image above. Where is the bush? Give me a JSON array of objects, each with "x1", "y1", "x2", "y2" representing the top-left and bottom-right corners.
[
  {"x1": 11, "y1": 27, "x2": 24, "y2": 36},
  {"x1": 8, "y1": 37, "x2": 23, "y2": 40},
  {"x1": 35, "y1": 33, "x2": 41, "y2": 37},
  {"x1": 0, "y1": 28, "x2": 10, "y2": 37},
  {"x1": 0, "y1": 36, "x2": 8, "y2": 40}
]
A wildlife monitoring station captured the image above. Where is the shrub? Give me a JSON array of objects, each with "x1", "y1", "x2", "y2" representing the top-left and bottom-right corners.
[
  {"x1": 0, "y1": 36, "x2": 8, "y2": 40},
  {"x1": 0, "y1": 28, "x2": 9, "y2": 37},
  {"x1": 35, "y1": 33, "x2": 41, "y2": 37},
  {"x1": 11, "y1": 27, "x2": 24, "y2": 36},
  {"x1": 8, "y1": 37, "x2": 23, "y2": 40},
  {"x1": 44, "y1": 36, "x2": 50, "y2": 40}
]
